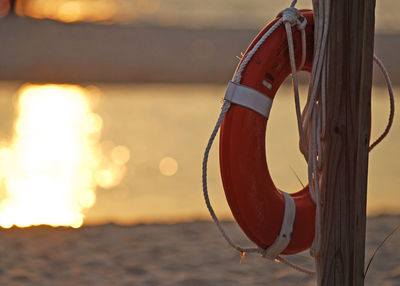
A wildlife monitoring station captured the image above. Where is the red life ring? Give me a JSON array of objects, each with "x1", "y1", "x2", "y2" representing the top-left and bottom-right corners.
[{"x1": 219, "y1": 10, "x2": 315, "y2": 255}]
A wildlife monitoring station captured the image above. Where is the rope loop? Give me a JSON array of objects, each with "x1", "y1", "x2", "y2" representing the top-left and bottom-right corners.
[
  {"x1": 296, "y1": 16, "x2": 307, "y2": 31},
  {"x1": 278, "y1": 7, "x2": 306, "y2": 31}
]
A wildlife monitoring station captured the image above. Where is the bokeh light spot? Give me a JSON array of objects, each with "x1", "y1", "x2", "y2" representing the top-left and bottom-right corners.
[
  {"x1": 111, "y1": 145, "x2": 131, "y2": 165},
  {"x1": 95, "y1": 169, "x2": 114, "y2": 188},
  {"x1": 159, "y1": 157, "x2": 178, "y2": 176}
]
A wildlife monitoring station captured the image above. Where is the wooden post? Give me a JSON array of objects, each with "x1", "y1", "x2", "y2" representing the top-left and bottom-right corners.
[{"x1": 315, "y1": 0, "x2": 376, "y2": 285}]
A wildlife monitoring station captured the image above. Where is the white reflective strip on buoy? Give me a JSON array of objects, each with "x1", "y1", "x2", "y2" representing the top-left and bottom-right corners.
[
  {"x1": 263, "y1": 191, "x2": 296, "y2": 258},
  {"x1": 262, "y1": 80, "x2": 273, "y2": 90},
  {"x1": 224, "y1": 81, "x2": 273, "y2": 119}
]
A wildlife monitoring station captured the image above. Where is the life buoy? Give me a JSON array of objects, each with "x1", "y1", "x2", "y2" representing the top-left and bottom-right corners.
[{"x1": 219, "y1": 10, "x2": 315, "y2": 255}]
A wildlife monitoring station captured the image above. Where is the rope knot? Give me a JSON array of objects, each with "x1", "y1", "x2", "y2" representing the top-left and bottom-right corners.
[{"x1": 278, "y1": 7, "x2": 306, "y2": 31}]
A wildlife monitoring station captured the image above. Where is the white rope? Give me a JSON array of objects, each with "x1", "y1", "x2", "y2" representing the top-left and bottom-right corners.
[
  {"x1": 202, "y1": 1, "x2": 395, "y2": 278},
  {"x1": 233, "y1": 18, "x2": 284, "y2": 84},
  {"x1": 281, "y1": 8, "x2": 309, "y2": 156},
  {"x1": 370, "y1": 55, "x2": 395, "y2": 151},
  {"x1": 303, "y1": 0, "x2": 331, "y2": 259}
]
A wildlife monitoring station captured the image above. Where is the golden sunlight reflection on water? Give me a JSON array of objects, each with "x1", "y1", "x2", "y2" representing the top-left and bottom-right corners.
[
  {"x1": 14, "y1": 0, "x2": 162, "y2": 24},
  {"x1": 0, "y1": 83, "x2": 398, "y2": 226},
  {"x1": 0, "y1": 83, "x2": 129, "y2": 228},
  {"x1": 16, "y1": 0, "x2": 118, "y2": 23}
]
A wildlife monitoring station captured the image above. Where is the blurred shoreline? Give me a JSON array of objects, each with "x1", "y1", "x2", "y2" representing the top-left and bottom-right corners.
[
  {"x1": 0, "y1": 213, "x2": 398, "y2": 228},
  {"x1": 0, "y1": 16, "x2": 399, "y2": 84},
  {"x1": 83, "y1": 213, "x2": 399, "y2": 227}
]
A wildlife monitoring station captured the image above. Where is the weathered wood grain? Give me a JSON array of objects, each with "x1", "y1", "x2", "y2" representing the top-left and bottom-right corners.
[{"x1": 315, "y1": 0, "x2": 376, "y2": 285}]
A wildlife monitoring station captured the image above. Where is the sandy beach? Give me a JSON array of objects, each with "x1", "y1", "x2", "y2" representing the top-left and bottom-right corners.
[{"x1": 0, "y1": 216, "x2": 398, "y2": 286}]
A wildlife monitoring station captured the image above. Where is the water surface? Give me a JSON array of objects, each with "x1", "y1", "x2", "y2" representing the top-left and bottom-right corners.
[{"x1": 0, "y1": 82, "x2": 398, "y2": 225}]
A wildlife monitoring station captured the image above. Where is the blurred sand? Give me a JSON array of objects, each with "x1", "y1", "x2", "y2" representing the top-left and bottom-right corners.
[{"x1": 0, "y1": 216, "x2": 399, "y2": 286}]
